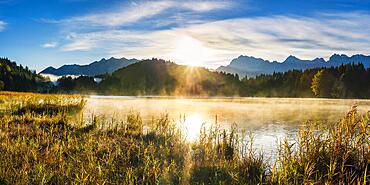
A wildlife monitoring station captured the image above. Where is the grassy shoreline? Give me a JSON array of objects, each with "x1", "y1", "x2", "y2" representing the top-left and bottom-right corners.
[{"x1": 0, "y1": 92, "x2": 369, "y2": 184}]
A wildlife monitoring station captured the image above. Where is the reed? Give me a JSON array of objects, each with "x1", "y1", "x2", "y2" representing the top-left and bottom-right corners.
[
  {"x1": 271, "y1": 109, "x2": 370, "y2": 184},
  {"x1": 0, "y1": 92, "x2": 368, "y2": 184}
]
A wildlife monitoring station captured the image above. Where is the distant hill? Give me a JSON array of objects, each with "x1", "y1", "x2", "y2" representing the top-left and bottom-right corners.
[
  {"x1": 217, "y1": 54, "x2": 370, "y2": 77},
  {"x1": 41, "y1": 57, "x2": 139, "y2": 76},
  {"x1": 0, "y1": 58, "x2": 42, "y2": 91},
  {"x1": 99, "y1": 59, "x2": 242, "y2": 96}
]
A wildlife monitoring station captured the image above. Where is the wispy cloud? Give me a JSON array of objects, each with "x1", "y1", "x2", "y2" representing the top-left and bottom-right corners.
[
  {"x1": 59, "y1": 12, "x2": 370, "y2": 68},
  {"x1": 42, "y1": 42, "x2": 58, "y2": 48},
  {"x1": 56, "y1": 0, "x2": 233, "y2": 28},
  {"x1": 0, "y1": 20, "x2": 6, "y2": 31},
  {"x1": 180, "y1": 1, "x2": 233, "y2": 12},
  {"x1": 66, "y1": 1, "x2": 173, "y2": 27}
]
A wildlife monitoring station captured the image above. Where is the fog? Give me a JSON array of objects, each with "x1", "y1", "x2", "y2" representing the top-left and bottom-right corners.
[{"x1": 84, "y1": 96, "x2": 370, "y2": 158}]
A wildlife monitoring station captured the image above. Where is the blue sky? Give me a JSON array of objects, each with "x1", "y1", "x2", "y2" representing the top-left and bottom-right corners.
[{"x1": 1, "y1": 0, "x2": 370, "y2": 71}]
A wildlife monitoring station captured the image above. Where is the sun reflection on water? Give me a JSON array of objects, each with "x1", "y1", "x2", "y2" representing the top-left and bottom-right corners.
[
  {"x1": 85, "y1": 96, "x2": 370, "y2": 159},
  {"x1": 181, "y1": 114, "x2": 206, "y2": 141}
]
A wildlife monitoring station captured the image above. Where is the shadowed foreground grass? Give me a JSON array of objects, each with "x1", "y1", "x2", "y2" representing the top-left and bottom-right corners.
[{"x1": 0, "y1": 92, "x2": 368, "y2": 184}]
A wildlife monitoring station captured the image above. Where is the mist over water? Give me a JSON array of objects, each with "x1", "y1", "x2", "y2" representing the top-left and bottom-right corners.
[{"x1": 84, "y1": 96, "x2": 370, "y2": 159}]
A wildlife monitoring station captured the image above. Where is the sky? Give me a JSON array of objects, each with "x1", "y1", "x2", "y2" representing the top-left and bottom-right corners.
[{"x1": 1, "y1": 0, "x2": 370, "y2": 72}]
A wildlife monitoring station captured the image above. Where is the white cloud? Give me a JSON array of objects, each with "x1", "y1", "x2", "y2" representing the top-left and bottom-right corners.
[
  {"x1": 180, "y1": 1, "x2": 232, "y2": 12},
  {"x1": 42, "y1": 42, "x2": 58, "y2": 48},
  {"x1": 68, "y1": 1, "x2": 173, "y2": 27},
  {"x1": 0, "y1": 20, "x2": 6, "y2": 31},
  {"x1": 59, "y1": 12, "x2": 370, "y2": 68},
  {"x1": 58, "y1": 0, "x2": 233, "y2": 27}
]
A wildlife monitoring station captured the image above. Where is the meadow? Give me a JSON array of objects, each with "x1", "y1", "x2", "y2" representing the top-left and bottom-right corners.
[{"x1": 0, "y1": 92, "x2": 368, "y2": 184}]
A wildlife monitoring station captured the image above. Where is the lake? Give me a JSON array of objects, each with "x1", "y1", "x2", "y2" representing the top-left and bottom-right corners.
[{"x1": 84, "y1": 96, "x2": 370, "y2": 159}]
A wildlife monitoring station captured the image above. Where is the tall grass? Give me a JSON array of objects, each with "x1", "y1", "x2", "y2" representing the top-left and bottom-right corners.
[
  {"x1": 0, "y1": 92, "x2": 368, "y2": 184},
  {"x1": 0, "y1": 92, "x2": 189, "y2": 184},
  {"x1": 271, "y1": 109, "x2": 370, "y2": 184},
  {"x1": 191, "y1": 124, "x2": 267, "y2": 184}
]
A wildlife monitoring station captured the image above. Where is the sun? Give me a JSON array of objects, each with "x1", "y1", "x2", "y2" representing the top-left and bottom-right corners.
[{"x1": 169, "y1": 36, "x2": 215, "y2": 66}]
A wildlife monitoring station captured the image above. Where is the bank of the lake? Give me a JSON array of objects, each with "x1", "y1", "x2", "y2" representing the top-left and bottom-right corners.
[
  {"x1": 0, "y1": 92, "x2": 369, "y2": 184},
  {"x1": 85, "y1": 96, "x2": 370, "y2": 156}
]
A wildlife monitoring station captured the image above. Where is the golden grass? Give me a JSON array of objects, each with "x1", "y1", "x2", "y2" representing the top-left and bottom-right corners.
[{"x1": 0, "y1": 92, "x2": 368, "y2": 184}]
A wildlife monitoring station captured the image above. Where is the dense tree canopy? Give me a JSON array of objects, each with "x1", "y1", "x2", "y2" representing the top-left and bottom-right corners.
[
  {"x1": 55, "y1": 76, "x2": 97, "y2": 94},
  {"x1": 241, "y1": 63, "x2": 370, "y2": 98},
  {"x1": 99, "y1": 59, "x2": 242, "y2": 96},
  {"x1": 0, "y1": 58, "x2": 41, "y2": 92},
  {"x1": 0, "y1": 58, "x2": 369, "y2": 98}
]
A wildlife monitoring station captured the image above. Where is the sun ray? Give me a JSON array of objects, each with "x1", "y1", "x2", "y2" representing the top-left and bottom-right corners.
[{"x1": 168, "y1": 35, "x2": 215, "y2": 66}]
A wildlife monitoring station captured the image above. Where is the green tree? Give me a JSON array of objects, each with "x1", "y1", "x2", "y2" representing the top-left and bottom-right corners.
[
  {"x1": 0, "y1": 80, "x2": 4, "y2": 90},
  {"x1": 0, "y1": 58, "x2": 41, "y2": 92},
  {"x1": 311, "y1": 69, "x2": 323, "y2": 97},
  {"x1": 74, "y1": 76, "x2": 97, "y2": 93},
  {"x1": 57, "y1": 76, "x2": 75, "y2": 92},
  {"x1": 330, "y1": 79, "x2": 346, "y2": 98},
  {"x1": 311, "y1": 69, "x2": 336, "y2": 98}
]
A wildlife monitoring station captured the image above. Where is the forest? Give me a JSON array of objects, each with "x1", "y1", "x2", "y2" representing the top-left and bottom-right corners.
[
  {"x1": 242, "y1": 63, "x2": 370, "y2": 98},
  {"x1": 0, "y1": 58, "x2": 41, "y2": 92},
  {"x1": 1, "y1": 58, "x2": 369, "y2": 98}
]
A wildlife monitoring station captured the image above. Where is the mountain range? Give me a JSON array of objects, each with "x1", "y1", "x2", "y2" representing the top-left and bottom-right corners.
[
  {"x1": 40, "y1": 54, "x2": 370, "y2": 78},
  {"x1": 41, "y1": 57, "x2": 139, "y2": 76},
  {"x1": 2, "y1": 56, "x2": 369, "y2": 98},
  {"x1": 217, "y1": 54, "x2": 370, "y2": 77}
]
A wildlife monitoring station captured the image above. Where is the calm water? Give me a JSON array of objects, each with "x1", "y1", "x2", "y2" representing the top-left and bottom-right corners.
[{"x1": 84, "y1": 96, "x2": 370, "y2": 158}]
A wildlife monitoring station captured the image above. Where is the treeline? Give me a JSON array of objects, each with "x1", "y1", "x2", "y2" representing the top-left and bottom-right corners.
[
  {"x1": 52, "y1": 61, "x2": 369, "y2": 98},
  {"x1": 1, "y1": 58, "x2": 369, "y2": 98},
  {"x1": 241, "y1": 63, "x2": 370, "y2": 98},
  {"x1": 51, "y1": 59, "x2": 242, "y2": 96},
  {"x1": 52, "y1": 76, "x2": 97, "y2": 94},
  {"x1": 99, "y1": 59, "x2": 242, "y2": 96},
  {"x1": 0, "y1": 58, "x2": 41, "y2": 92}
]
